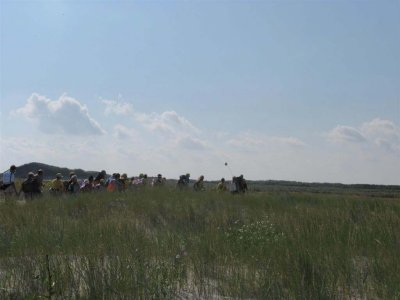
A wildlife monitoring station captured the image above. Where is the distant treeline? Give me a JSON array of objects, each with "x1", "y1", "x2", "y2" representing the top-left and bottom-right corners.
[
  {"x1": 249, "y1": 180, "x2": 400, "y2": 198},
  {"x1": 257, "y1": 179, "x2": 400, "y2": 190}
]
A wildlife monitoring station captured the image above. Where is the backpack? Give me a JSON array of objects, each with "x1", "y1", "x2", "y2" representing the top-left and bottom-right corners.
[
  {"x1": 0, "y1": 182, "x2": 10, "y2": 190},
  {"x1": 21, "y1": 178, "x2": 40, "y2": 193},
  {"x1": 21, "y1": 179, "x2": 32, "y2": 193},
  {"x1": 107, "y1": 180, "x2": 116, "y2": 192}
]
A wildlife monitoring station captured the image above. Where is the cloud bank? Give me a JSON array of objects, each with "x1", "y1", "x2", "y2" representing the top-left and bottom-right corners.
[
  {"x1": 328, "y1": 118, "x2": 400, "y2": 152},
  {"x1": 361, "y1": 118, "x2": 400, "y2": 152},
  {"x1": 15, "y1": 93, "x2": 105, "y2": 135},
  {"x1": 5, "y1": 94, "x2": 399, "y2": 184},
  {"x1": 328, "y1": 125, "x2": 367, "y2": 144}
]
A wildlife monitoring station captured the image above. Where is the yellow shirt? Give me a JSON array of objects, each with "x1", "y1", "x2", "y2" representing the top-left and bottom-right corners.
[
  {"x1": 217, "y1": 182, "x2": 227, "y2": 192},
  {"x1": 51, "y1": 179, "x2": 64, "y2": 191}
]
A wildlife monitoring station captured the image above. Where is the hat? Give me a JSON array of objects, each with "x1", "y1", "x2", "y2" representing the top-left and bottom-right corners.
[
  {"x1": 10, "y1": 165, "x2": 17, "y2": 170},
  {"x1": 157, "y1": 174, "x2": 162, "y2": 177},
  {"x1": 28, "y1": 172, "x2": 34, "y2": 178},
  {"x1": 37, "y1": 169, "x2": 43, "y2": 174},
  {"x1": 56, "y1": 173, "x2": 62, "y2": 178}
]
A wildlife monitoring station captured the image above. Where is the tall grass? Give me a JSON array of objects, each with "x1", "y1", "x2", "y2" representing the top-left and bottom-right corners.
[{"x1": 0, "y1": 188, "x2": 399, "y2": 299}]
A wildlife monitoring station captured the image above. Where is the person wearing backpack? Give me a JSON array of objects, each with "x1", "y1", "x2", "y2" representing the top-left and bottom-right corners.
[
  {"x1": 177, "y1": 173, "x2": 190, "y2": 190},
  {"x1": 68, "y1": 175, "x2": 80, "y2": 194},
  {"x1": 64, "y1": 172, "x2": 75, "y2": 191},
  {"x1": 21, "y1": 172, "x2": 34, "y2": 199},
  {"x1": 152, "y1": 174, "x2": 164, "y2": 187},
  {"x1": 94, "y1": 170, "x2": 106, "y2": 185},
  {"x1": 237, "y1": 175, "x2": 248, "y2": 193},
  {"x1": 21, "y1": 172, "x2": 41, "y2": 200},
  {"x1": 107, "y1": 173, "x2": 117, "y2": 192}
]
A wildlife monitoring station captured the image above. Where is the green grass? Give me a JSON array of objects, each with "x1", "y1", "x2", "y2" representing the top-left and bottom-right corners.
[{"x1": 1, "y1": 188, "x2": 399, "y2": 299}]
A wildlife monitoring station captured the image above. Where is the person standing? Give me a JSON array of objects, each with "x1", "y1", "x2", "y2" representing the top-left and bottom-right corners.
[
  {"x1": 193, "y1": 175, "x2": 205, "y2": 191},
  {"x1": 35, "y1": 169, "x2": 44, "y2": 192},
  {"x1": 21, "y1": 172, "x2": 41, "y2": 199},
  {"x1": 1, "y1": 165, "x2": 18, "y2": 196},
  {"x1": 237, "y1": 175, "x2": 248, "y2": 193},
  {"x1": 94, "y1": 170, "x2": 106, "y2": 185},
  {"x1": 50, "y1": 173, "x2": 64, "y2": 195},
  {"x1": 230, "y1": 177, "x2": 238, "y2": 194},
  {"x1": 68, "y1": 175, "x2": 80, "y2": 194},
  {"x1": 217, "y1": 178, "x2": 227, "y2": 192},
  {"x1": 152, "y1": 174, "x2": 164, "y2": 187}
]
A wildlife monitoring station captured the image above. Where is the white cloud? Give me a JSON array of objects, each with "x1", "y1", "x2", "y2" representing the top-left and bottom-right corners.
[
  {"x1": 134, "y1": 110, "x2": 200, "y2": 136},
  {"x1": 133, "y1": 109, "x2": 209, "y2": 152},
  {"x1": 361, "y1": 118, "x2": 400, "y2": 151},
  {"x1": 328, "y1": 118, "x2": 400, "y2": 153},
  {"x1": 14, "y1": 93, "x2": 105, "y2": 135},
  {"x1": 102, "y1": 99, "x2": 133, "y2": 116},
  {"x1": 113, "y1": 124, "x2": 140, "y2": 140},
  {"x1": 328, "y1": 125, "x2": 367, "y2": 144},
  {"x1": 100, "y1": 97, "x2": 202, "y2": 147},
  {"x1": 175, "y1": 136, "x2": 208, "y2": 150}
]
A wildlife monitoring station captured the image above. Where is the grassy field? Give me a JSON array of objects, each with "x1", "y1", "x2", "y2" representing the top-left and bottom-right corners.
[{"x1": 0, "y1": 187, "x2": 399, "y2": 299}]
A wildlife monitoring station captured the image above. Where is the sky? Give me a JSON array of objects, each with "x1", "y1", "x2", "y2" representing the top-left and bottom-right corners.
[{"x1": 1, "y1": 0, "x2": 399, "y2": 184}]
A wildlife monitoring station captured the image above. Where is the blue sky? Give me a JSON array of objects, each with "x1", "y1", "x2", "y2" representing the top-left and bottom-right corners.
[{"x1": 1, "y1": 0, "x2": 399, "y2": 184}]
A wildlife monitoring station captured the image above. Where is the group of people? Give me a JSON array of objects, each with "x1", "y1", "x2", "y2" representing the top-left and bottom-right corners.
[
  {"x1": 180, "y1": 174, "x2": 247, "y2": 194},
  {"x1": 0, "y1": 165, "x2": 46, "y2": 199},
  {"x1": 1, "y1": 165, "x2": 248, "y2": 199}
]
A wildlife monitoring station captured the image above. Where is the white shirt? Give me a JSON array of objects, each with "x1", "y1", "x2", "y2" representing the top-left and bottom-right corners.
[
  {"x1": 2, "y1": 170, "x2": 15, "y2": 184},
  {"x1": 229, "y1": 181, "x2": 237, "y2": 192}
]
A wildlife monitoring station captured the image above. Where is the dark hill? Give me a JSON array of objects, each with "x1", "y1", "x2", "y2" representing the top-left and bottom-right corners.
[{"x1": 11, "y1": 162, "x2": 104, "y2": 180}]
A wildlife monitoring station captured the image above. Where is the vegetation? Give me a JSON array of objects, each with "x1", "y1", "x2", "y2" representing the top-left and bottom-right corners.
[{"x1": 0, "y1": 188, "x2": 399, "y2": 299}]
